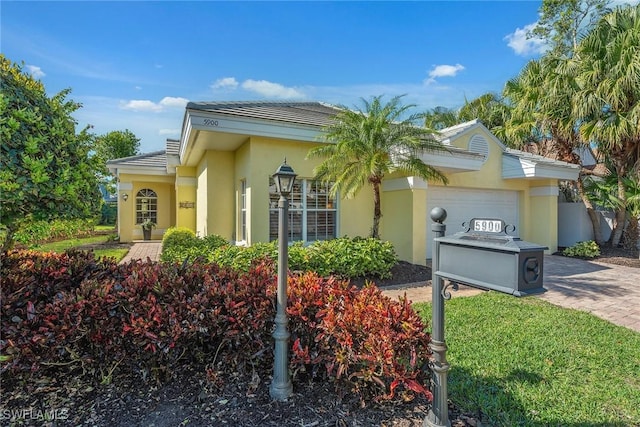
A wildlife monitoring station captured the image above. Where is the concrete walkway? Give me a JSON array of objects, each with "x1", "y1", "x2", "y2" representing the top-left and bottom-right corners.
[{"x1": 121, "y1": 243, "x2": 640, "y2": 332}]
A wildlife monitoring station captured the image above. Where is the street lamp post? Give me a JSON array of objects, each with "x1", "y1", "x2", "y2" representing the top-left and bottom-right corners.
[{"x1": 270, "y1": 158, "x2": 297, "y2": 401}]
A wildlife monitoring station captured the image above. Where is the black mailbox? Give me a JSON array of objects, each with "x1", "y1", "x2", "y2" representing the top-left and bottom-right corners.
[{"x1": 435, "y1": 218, "x2": 547, "y2": 297}]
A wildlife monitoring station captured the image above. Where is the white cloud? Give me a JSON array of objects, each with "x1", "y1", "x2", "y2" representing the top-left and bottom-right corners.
[
  {"x1": 504, "y1": 23, "x2": 547, "y2": 56},
  {"x1": 159, "y1": 129, "x2": 180, "y2": 136},
  {"x1": 424, "y1": 64, "x2": 465, "y2": 85},
  {"x1": 159, "y1": 96, "x2": 189, "y2": 108},
  {"x1": 26, "y1": 64, "x2": 45, "y2": 79},
  {"x1": 211, "y1": 77, "x2": 239, "y2": 90},
  {"x1": 120, "y1": 96, "x2": 189, "y2": 112},
  {"x1": 120, "y1": 100, "x2": 162, "y2": 112},
  {"x1": 241, "y1": 79, "x2": 305, "y2": 99}
]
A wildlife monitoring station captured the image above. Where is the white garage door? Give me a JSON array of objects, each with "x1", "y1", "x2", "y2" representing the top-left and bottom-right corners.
[{"x1": 426, "y1": 187, "x2": 519, "y2": 258}]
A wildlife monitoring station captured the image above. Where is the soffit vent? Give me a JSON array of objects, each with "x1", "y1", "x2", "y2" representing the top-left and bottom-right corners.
[{"x1": 469, "y1": 134, "x2": 489, "y2": 163}]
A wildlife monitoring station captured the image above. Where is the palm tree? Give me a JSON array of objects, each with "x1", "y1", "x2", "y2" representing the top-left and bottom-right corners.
[
  {"x1": 572, "y1": 4, "x2": 640, "y2": 246},
  {"x1": 503, "y1": 56, "x2": 609, "y2": 243},
  {"x1": 307, "y1": 95, "x2": 448, "y2": 239},
  {"x1": 423, "y1": 106, "x2": 458, "y2": 130},
  {"x1": 459, "y1": 93, "x2": 511, "y2": 141}
]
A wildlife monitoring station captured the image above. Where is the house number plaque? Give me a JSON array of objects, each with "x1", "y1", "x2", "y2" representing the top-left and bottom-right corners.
[{"x1": 470, "y1": 218, "x2": 505, "y2": 233}]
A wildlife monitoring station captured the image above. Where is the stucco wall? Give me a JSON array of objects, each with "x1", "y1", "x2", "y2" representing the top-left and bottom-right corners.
[
  {"x1": 117, "y1": 173, "x2": 175, "y2": 242},
  {"x1": 176, "y1": 166, "x2": 196, "y2": 230}
]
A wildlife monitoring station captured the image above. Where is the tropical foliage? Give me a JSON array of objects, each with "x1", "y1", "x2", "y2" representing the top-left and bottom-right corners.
[
  {"x1": 0, "y1": 55, "x2": 101, "y2": 251},
  {"x1": 570, "y1": 3, "x2": 640, "y2": 246},
  {"x1": 496, "y1": 3, "x2": 639, "y2": 247},
  {"x1": 308, "y1": 95, "x2": 448, "y2": 239}
]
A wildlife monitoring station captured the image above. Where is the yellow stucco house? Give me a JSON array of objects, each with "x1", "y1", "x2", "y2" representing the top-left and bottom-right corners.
[{"x1": 107, "y1": 101, "x2": 579, "y2": 264}]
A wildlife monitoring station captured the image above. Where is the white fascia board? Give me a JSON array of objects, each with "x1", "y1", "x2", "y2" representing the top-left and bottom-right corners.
[
  {"x1": 114, "y1": 166, "x2": 174, "y2": 177},
  {"x1": 179, "y1": 110, "x2": 192, "y2": 161},
  {"x1": 187, "y1": 110, "x2": 324, "y2": 142},
  {"x1": 534, "y1": 163, "x2": 580, "y2": 180},
  {"x1": 420, "y1": 151, "x2": 484, "y2": 172},
  {"x1": 503, "y1": 156, "x2": 580, "y2": 180},
  {"x1": 166, "y1": 153, "x2": 180, "y2": 174}
]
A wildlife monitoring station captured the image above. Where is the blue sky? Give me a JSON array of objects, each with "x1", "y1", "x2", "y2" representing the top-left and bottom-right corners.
[{"x1": 2, "y1": 1, "x2": 571, "y2": 153}]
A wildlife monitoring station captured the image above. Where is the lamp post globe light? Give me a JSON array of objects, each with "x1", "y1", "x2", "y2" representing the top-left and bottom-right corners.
[{"x1": 270, "y1": 158, "x2": 297, "y2": 401}]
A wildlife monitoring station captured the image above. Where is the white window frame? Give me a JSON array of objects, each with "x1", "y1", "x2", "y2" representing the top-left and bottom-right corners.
[
  {"x1": 269, "y1": 178, "x2": 338, "y2": 243},
  {"x1": 135, "y1": 188, "x2": 158, "y2": 225},
  {"x1": 240, "y1": 179, "x2": 247, "y2": 243}
]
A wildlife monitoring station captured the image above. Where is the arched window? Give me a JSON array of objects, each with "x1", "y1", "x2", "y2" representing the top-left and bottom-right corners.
[{"x1": 136, "y1": 189, "x2": 158, "y2": 225}]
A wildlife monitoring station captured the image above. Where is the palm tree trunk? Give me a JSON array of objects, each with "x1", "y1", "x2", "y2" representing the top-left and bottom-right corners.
[
  {"x1": 576, "y1": 176, "x2": 605, "y2": 245},
  {"x1": 609, "y1": 172, "x2": 628, "y2": 247},
  {"x1": 623, "y1": 213, "x2": 639, "y2": 251},
  {"x1": 371, "y1": 181, "x2": 382, "y2": 239}
]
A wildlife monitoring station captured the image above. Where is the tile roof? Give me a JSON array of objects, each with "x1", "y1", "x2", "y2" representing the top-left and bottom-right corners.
[
  {"x1": 106, "y1": 150, "x2": 167, "y2": 169},
  {"x1": 436, "y1": 119, "x2": 481, "y2": 141},
  {"x1": 186, "y1": 101, "x2": 342, "y2": 127},
  {"x1": 106, "y1": 139, "x2": 180, "y2": 171},
  {"x1": 166, "y1": 139, "x2": 180, "y2": 155}
]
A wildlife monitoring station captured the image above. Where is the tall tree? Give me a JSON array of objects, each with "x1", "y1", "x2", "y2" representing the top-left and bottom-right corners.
[
  {"x1": 529, "y1": 0, "x2": 609, "y2": 56},
  {"x1": 571, "y1": 3, "x2": 640, "y2": 246},
  {"x1": 94, "y1": 129, "x2": 140, "y2": 163},
  {"x1": 0, "y1": 55, "x2": 101, "y2": 251},
  {"x1": 308, "y1": 95, "x2": 448, "y2": 239},
  {"x1": 93, "y1": 129, "x2": 140, "y2": 194}
]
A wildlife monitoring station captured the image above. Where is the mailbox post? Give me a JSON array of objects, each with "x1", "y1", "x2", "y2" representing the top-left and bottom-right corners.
[
  {"x1": 424, "y1": 207, "x2": 451, "y2": 427},
  {"x1": 424, "y1": 211, "x2": 548, "y2": 426}
]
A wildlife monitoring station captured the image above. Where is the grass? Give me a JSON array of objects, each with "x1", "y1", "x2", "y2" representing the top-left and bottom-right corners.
[
  {"x1": 414, "y1": 292, "x2": 640, "y2": 426},
  {"x1": 31, "y1": 234, "x2": 129, "y2": 262}
]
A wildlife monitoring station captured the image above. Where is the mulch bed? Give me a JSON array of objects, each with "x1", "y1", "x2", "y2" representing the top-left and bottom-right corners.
[{"x1": 2, "y1": 245, "x2": 636, "y2": 426}]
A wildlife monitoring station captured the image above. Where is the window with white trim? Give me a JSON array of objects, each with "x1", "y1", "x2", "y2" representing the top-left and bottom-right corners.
[
  {"x1": 269, "y1": 178, "x2": 337, "y2": 242},
  {"x1": 240, "y1": 179, "x2": 247, "y2": 241},
  {"x1": 136, "y1": 188, "x2": 158, "y2": 224}
]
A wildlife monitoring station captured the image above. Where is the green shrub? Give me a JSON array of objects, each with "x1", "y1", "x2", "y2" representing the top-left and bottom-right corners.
[
  {"x1": 562, "y1": 240, "x2": 601, "y2": 258},
  {"x1": 1, "y1": 250, "x2": 430, "y2": 403},
  {"x1": 211, "y1": 241, "x2": 277, "y2": 271},
  {"x1": 160, "y1": 234, "x2": 397, "y2": 279},
  {"x1": 11, "y1": 218, "x2": 95, "y2": 247},
  {"x1": 160, "y1": 227, "x2": 201, "y2": 263},
  {"x1": 201, "y1": 234, "x2": 229, "y2": 251}
]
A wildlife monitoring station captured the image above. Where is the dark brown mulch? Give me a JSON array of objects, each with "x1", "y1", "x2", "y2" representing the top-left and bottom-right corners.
[{"x1": 594, "y1": 245, "x2": 640, "y2": 268}]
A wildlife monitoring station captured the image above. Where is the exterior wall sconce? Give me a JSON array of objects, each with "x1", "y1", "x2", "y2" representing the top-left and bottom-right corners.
[{"x1": 122, "y1": 193, "x2": 129, "y2": 201}]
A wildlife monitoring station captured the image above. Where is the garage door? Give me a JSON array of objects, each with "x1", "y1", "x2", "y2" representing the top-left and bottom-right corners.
[{"x1": 426, "y1": 187, "x2": 519, "y2": 258}]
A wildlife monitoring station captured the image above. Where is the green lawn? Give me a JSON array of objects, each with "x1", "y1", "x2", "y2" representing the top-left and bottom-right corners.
[
  {"x1": 414, "y1": 293, "x2": 640, "y2": 426},
  {"x1": 31, "y1": 234, "x2": 129, "y2": 262}
]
